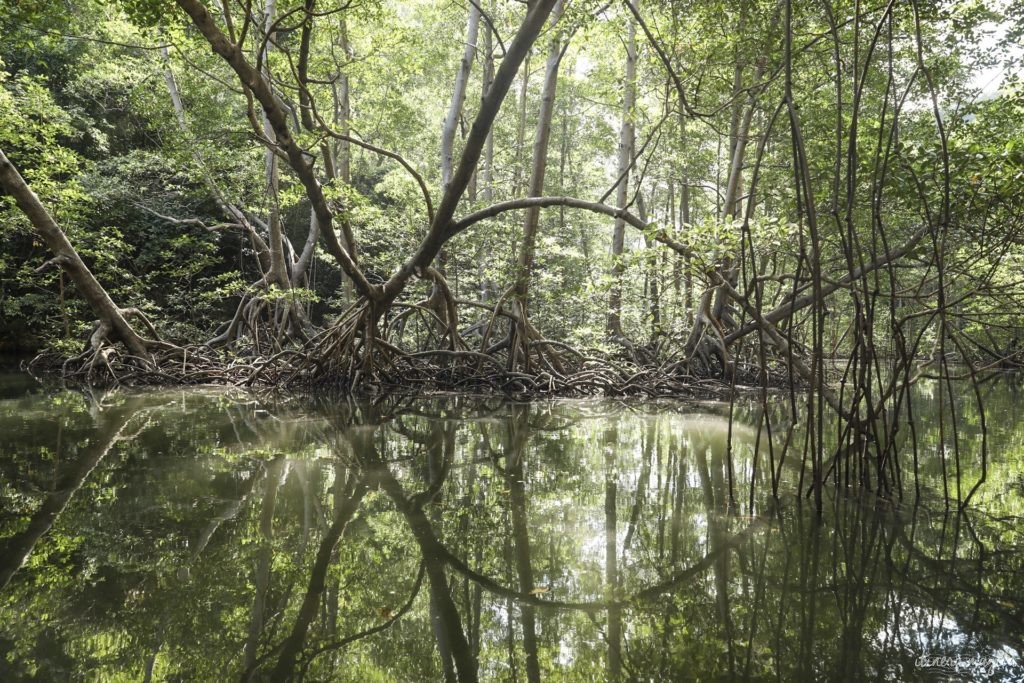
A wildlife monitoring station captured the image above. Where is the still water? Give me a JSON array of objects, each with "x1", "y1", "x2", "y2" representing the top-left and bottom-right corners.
[{"x1": 0, "y1": 376, "x2": 1022, "y2": 681}]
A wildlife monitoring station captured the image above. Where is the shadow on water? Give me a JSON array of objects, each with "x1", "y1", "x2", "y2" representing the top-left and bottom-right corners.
[{"x1": 0, "y1": 381, "x2": 1022, "y2": 681}]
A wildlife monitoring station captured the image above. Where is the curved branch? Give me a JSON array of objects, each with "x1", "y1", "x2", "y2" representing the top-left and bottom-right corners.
[
  {"x1": 300, "y1": 561, "x2": 426, "y2": 666},
  {"x1": 622, "y1": 0, "x2": 704, "y2": 118},
  {"x1": 448, "y1": 196, "x2": 698, "y2": 260},
  {"x1": 381, "y1": 0, "x2": 559, "y2": 303},
  {"x1": 466, "y1": 0, "x2": 507, "y2": 55},
  {"x1": 316, "y1": 127, "x2": 434, "y2": 224},
  {"x1": 724, "y1": 222, "x2": 931, "y2": 344}
]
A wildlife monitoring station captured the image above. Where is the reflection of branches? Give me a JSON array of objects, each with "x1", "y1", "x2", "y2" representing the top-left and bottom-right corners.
[
  {"x1": 0, "y1": 404, "x2": 144, "y2": 591},
  {"x1": 503, "y1": 407, "x2": 541, "y2": 682},
  {"x1": 385, "y1": 483, "x2": 765, "y2": 612},
  {"x1": 893, "y1": 516, "x2": 1024, "y2": 651},
  {"x1": 373, "y1": 461, "x2": 478, "y2": 681},
  {"x1": 623, "y1": 421, "x2": 656, "y2": 552},
  {"x1": 242, "y1": 456, "x2": 288, "y2": 676},
  {"x1": 298, "y1": 561, "x2": 426, "y2": 674},
  {"x1": 262, "y1": 468, "x2": 370, "y2": 682}
]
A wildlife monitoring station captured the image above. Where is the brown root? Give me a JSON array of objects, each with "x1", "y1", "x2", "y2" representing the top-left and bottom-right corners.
[{"x1": 29, "y1": 284, "x2": 791, "y2": 401}]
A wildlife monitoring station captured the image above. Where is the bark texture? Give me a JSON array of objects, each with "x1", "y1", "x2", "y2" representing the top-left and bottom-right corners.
[
  {"x1": 0, "y1": 148, "x2": 150, "y2": 357},
  {"x1": 607, "y1": 1, "x2": 638, "y2": 338}
]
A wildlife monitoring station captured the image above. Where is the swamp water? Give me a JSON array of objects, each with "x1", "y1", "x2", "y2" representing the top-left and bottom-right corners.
[{"x1": 0, "y1": 376, "x2": 1022, "y2": 681}]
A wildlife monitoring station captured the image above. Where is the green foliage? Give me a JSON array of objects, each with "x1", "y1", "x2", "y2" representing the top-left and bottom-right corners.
[{"x1": 0, "y1": 0, "x2": 1021, "y2": 362}]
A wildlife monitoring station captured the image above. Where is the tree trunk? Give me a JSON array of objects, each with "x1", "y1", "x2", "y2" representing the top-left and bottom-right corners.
[
  {"x1": 607, "y1": 1, "x2": 638, "y2": 339},
  {"x1": 680, "y1": 177, "x2": 693, "y2": 322},
  {"x1": 639, "y1": 195, "x2": 660, "y2": 340},
  {"x1": 294, "y1": 18, "x2": 354, "y2": 295},
  {"x1": 161, "y1": 46, "x2": 272, "y2": 275},
  {"x1": 261, "y1": 0, "x2": 292, "y2": 290},
  {"x1": 685, "y1": 1, "x2": 779, "y2": 362},
  {"x1": 513, "y1": 0, "x2": 565, "y2": 308},
  {"x1": 379, "y1": 0, "x2": 559, "y2": 309},
  {"x1": 434, "y1": 4, "x2": 481, "y2": 324},
  {"x1": 441, "y1": 6, "x2": 481, "y2": 189},
  {"x1": 174, "y1": 0, "x2": 374, "y2": 299},
  {"x1": 0, "y1": 148, "x2": 150, "y2": 357},
  {"x1": 476, "y1": 6, "x2": 496, "y2": 303},
  {"x1": 512, "y1": 52, "x2": 532, "y2": 198}
]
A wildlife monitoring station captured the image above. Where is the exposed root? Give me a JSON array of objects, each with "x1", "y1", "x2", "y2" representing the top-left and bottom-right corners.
[
  {"x1": 30, "y1": 341, "x2": 250, "y2": 387},
  {"x1": 26, "y1": 293, "x2": 796, "y2": 400},
  {"x1": 205, "y1": 282, "x2": 311, "y2": 353}
]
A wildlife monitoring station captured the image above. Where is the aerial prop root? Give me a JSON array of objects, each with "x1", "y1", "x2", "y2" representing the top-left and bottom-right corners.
[{"x1": 27, "y1": 309, "x2": 227, "y2": 386}]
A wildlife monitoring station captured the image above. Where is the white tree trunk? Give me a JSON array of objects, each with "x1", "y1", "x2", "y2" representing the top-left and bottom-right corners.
[
  {"x1": 440, "y1": 5, "x2": 481, "y2": 188},
  {"x1": 514, "y1": 0, "x2": 565, "y2": 305},
  {"x1": 262, "y1": 0, "x2": 291, "y2": 290},
  {"x1": 607, "y1": 0, "x2": 638, "y2": 338}
]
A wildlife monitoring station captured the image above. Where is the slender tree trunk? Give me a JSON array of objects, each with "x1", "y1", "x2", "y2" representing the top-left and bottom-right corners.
[
  {"x1": 435, "y1": 4, "x2": 481, "y2": 324},
  {"x1": 262, "y1": 0, "x2": 291, "y2": 290},
  {"x1": 674, "y1": 103, "x2": 695, "y2": 325},
  {"x1": 668, "y1": 178, "x2": 679, "y2": 324},
  {"x1": 512, "y1": 52, "x2": 532, "y2": 198},
  {"x1": 681, "y1": 177, "x2": 693, "y2": 322},
  {"x1": 638, "y1": 195, "x2": 660, "y2": 340},
  {"x1": 513, "y1": 0, "x2": 565, "y2": 309},
  {"x1": 476, "y1": 9, "x2": 496, "y2": 304},
  {"x1": 607, "y1": 1, "x2": 638, "y2": 339},
  {"x1": 686, "y1": 0, "x2": 779, "y2": 358},
  {"x1": 292, "y1": 0, "x2": 323, "y2": 291},
  {"x1": 294, "y1": 16, "x2": 353, "y2": 295},
  {"x1": 380, "y1": 0, "x2": 559, "y2": 308},
  {"x1": 161, "y1": 47, "x2": 273, "y2": 276},
  {"x1": 336, "y1": 19, "x2": 353, "y2": 188},
  {"x1": 295, "y1": 18, "x2": 354, "y2": 295},
  {"x1": 441, "y1": 6, "x2": 482, "y2": 189}
]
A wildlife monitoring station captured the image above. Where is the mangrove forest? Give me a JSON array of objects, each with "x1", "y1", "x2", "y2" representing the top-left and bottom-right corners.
[{"x1": 1, "y1": 0, "x2": 1023, "y2": 679}]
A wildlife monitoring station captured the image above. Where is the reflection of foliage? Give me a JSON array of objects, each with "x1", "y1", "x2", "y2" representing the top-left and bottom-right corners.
[{"x1": 0, "y1": 388, "x2": 1022, "y2": 680}]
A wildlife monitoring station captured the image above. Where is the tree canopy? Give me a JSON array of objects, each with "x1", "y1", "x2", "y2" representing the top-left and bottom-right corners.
[{"x1": 1, "y1": 0, "x2": 1022, "y2": 502}]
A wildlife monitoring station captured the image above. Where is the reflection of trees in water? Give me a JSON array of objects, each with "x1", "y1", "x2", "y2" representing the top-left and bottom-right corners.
[
  {"x1": 0, "y1": 393, "x2": 1022, "y2": 681},
  {"x1": 0, "y1": 399, "x2": 143, "y2": 591}
]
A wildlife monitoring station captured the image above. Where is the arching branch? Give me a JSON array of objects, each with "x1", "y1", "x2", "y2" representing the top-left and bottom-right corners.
[
  {"x1": 316, "y1": 127, "x2": 434, "y2": 224},
  {"x1": 380, "y1": 0, "x2": 560, "y2": 304}
]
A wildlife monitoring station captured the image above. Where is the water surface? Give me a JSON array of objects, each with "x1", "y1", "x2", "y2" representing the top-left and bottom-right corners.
[{"x1": 1, "y1": 378, "x2": 1022, "y2": 681}]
